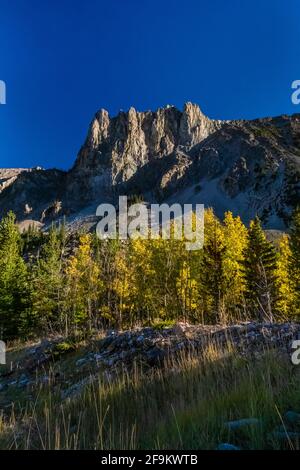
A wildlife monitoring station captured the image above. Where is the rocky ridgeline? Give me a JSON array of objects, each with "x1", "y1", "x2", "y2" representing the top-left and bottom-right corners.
[{"x1": 0, "y1": 104, "x2": 300, "y2": 228}]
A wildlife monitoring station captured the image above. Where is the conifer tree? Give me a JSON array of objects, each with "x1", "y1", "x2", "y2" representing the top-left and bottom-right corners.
[
  {"x1": 0, "y1": 212, "x2": 31, "y2": 339},
  {"x1": 243, "y1": 216, "x2": 277, "y2": 321},
  {"x1": 31, "y1": 224, "x2": 65, "y2": 332},
  {"x1": 200, "y1": 210, "x2": 226, "y2": 323}
]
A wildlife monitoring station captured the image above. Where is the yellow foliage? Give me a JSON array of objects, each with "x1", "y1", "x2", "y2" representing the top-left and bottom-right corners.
[{"x1": 275, "y1": 235, "x2": 296, "y2": 319}]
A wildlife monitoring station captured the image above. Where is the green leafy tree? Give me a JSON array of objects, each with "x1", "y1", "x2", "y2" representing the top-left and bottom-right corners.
[
  {"x1": 222, "y1": 212, "x2": 248, "y2": 321},
  {"x1": 65, "y1": 234, "x2": 102, "y2": 333}
]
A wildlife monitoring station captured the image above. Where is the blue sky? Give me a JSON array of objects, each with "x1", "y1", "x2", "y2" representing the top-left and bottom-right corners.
[{"x1": 0, "y1": 0, "x2": 299, "y2": 169}]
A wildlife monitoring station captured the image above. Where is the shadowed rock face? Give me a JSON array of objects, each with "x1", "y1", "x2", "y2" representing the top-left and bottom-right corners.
[
  {"x1": 0, "y1": 169, "x2": 28, "y2": 193},
  {"x1": 0, "y1": 168, "x2": 66, "y2": 222},
  {"x1": 0, "y1": 103, "x2": 300, "y2": 228}
]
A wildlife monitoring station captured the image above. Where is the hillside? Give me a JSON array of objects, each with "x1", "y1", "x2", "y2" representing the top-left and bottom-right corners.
[
  {"x1": 0, "y1": 103, "x2": 300, "y2": 229},
  {"x1": 1, "y1": 322, "x2": 300, "y2": 450}
]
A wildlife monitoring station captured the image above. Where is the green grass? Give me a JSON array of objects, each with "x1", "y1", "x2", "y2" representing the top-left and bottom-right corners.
[{"x1": 1, "y1": 342, "x2": 300, "y2": 450}]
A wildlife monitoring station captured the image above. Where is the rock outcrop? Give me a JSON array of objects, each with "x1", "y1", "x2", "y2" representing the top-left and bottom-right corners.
[
  {"x1": 1, "y1": 322, "x2": 300, "y2": 397},
  {"x1": 0, "y1": 167, "x2": 66, "y2": 222},
  {"x1": 0, "y1": 168, "x2": 28, "y2": 194}
]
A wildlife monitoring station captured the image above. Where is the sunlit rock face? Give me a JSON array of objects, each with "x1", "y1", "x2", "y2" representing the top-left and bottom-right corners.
[
  {"x1": 66, "y1": 103, "x2": 223, "y2": 203},
  {"x1": 0, "y1": 104, "x2": 300, "y2": 229}
]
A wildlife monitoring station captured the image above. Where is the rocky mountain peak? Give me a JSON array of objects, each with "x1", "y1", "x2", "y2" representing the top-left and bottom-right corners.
[
  {"x1": 86, "y1": 108, "x2": 110, "y2": 149},
  {"x1": 73, "y1": 103, "x2": 223, "y2": 186},
  {"x1": 179, "y1": 101, "x2": 223, "y2": 147},
  {"x1": 0, "y1": 103, "x2": 299, "y2": 230}
]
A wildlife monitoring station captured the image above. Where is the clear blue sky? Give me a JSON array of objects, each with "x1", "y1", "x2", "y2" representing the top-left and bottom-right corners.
[{"x1": 0, "y1": 0, "x2": 299, "y2": 170}]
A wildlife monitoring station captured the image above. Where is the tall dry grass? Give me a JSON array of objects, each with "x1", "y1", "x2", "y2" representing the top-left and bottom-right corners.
[{"x1": 1, "y1": 340, "x2": 300, "y2": 450}]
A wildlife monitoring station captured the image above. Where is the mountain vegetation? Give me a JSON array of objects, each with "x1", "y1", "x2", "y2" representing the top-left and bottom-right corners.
[{"x1": 0, "y1": 208, "x2": 299, "y2": 341}]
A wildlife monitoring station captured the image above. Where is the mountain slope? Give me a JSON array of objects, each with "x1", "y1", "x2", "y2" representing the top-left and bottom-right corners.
[{"x1": 0, "y1": 103, "x2": 300, "y2": 228}]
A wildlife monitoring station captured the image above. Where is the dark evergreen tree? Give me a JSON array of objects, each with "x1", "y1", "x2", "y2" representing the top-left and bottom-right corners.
[
  {"x1": 22, "y1": 223, "x2": 44, "y2": 251},
  {"x1": 243, "y1": 216, "x2": 277, "y2": 321},
  {"x1": 201, "y1": 217, "x2": 226, "y2": 323},
  {"x1": 0, "y1": 212, "x2": 31, "y2": 339},
  {"x1": 31, "y1": 224, "x2": 66, "y2": 332}
]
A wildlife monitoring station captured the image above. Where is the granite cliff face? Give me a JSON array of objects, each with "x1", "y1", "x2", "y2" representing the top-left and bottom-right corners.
[
  {"x1": 0, "y1": 103, "x2": 300, "y2": 228},
  {"x1": 66, "y1": 103, "x2": 223, "y2": 204}
]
